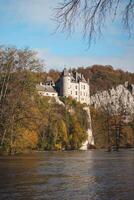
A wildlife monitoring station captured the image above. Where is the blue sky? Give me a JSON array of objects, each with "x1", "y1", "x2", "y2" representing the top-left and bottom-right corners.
[{"x1": 0, "y1": 0, "x2": 134, "y2": 72}]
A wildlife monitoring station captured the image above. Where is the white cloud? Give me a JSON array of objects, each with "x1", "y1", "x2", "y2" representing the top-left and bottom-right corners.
[{"x1": 37, "y1": 47, "x2": 134, "y2": 72}]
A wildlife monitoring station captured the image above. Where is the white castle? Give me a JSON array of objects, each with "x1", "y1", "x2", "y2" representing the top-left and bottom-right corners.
[{"x1": 56, "y1": 68, "x2": 90, "y2": 105}]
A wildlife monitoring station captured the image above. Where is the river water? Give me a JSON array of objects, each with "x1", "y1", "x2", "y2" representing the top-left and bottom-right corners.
[{"x1": 0, "y1": 150, "x2": 133, "y2": 200}]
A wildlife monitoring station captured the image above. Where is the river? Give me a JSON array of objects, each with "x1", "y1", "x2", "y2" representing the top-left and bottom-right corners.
[{"x1": 0, "y1": 149, "x2": 133, "y2": 200}]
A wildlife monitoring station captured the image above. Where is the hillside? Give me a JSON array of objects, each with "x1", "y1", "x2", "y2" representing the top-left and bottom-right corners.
[{"x1": 75, "y1": 65, "x2": 134, "y2": 95}]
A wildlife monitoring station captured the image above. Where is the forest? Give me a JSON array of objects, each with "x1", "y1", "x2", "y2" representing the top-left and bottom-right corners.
[{"x1": 0, "y1": 46, "x2": 134, "y2": 154}]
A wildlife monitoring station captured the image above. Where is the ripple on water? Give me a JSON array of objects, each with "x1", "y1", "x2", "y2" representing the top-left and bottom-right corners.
[{"x1": 0, "y1": 149, "x2": 133, "y2": 200}]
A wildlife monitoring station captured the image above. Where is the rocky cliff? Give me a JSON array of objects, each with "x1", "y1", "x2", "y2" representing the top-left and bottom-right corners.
[{"x1": 90, "y1": 82, "x2": 134, "y2": 114}]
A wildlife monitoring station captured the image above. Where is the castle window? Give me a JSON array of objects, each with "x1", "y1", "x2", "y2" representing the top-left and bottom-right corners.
[
  {"x1": 75, "y1": 86, "x2": 77, "y2": 89},
  {"x1": 81, "y1": 85, "x2": 84, "y2": 89},
  {"x1": 75, "y1": 91, "x2": 77, "y2": 95},
  {"x1": 71, "y1": 91, "x2": 72, "y2": 94}
]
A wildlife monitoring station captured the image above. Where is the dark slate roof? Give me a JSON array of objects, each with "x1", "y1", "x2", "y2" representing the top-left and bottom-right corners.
[
  {"x1": 62, "y1": 68, "x2": 87, "y2": 83},
  {"x1": 36, "y1": 84, "x2": 57, "y2": 93}
]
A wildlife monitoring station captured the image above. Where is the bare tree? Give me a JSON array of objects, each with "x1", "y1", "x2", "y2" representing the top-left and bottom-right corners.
[{"x1": 55, "y1": 0, "x2": 134, "y2": 44}]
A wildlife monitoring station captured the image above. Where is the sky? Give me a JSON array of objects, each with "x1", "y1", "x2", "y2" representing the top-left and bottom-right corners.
[{"x1": 0, "y1": 0, "x2": 134, "y2": 72}]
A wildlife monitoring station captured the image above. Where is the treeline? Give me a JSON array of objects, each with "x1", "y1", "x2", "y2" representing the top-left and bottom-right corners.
[
  {"x1": 73, "y1": 65, "x2": 134, "y2": 95},
  {"x1": 0, "y1": 46, "x2": 88, "y2": 154}
]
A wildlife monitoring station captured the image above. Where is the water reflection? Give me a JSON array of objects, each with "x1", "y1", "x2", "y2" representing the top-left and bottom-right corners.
[{"x1": 0, "y1": 150, "x2": 133, "y2": 200}]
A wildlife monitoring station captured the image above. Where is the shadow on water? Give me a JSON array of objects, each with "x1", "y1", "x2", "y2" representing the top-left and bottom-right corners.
[{"x1": 0, "y1": 149, "x2": 133, "y2": 200}]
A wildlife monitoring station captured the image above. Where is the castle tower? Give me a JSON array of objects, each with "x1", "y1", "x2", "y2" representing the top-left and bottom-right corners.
[{"x1": 62, "y1": 68, "x2": 70, "y2": 97}]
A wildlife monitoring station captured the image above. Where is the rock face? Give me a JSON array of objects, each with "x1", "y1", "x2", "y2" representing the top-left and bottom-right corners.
[
  {"x1": 90, "y1": 82, "x2": 134, "y2": 114},
  {"x1": 80, "y1": 106, "x2": 94, "y2": 150}
]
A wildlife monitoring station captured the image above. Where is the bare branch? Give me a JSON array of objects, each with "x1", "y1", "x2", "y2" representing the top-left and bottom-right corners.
[
  {"x1": 122, "y1": 0, "x2": 134, "y2": 36},
  {"x1": 55, "y1": 0, "x2": 134, "y2": 45}
]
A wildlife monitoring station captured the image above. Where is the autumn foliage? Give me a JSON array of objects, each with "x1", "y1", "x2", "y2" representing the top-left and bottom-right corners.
[
  {"x1": 0, "y1": 46, "x2": 134, "y2": 154},
  {"x1": 0, "y1": 47, "x2": 89, "y2": 154}
]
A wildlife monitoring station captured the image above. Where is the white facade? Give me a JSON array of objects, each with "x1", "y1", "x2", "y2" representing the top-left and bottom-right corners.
[
  {"x1": 38, "y1": 90, "x2": 58, "y2": 97},
  {"x1": 58, "y1": 69, "x2": 90, "y2": 105},
  {"x1": 36, "y1": 82, "x2": 58, "y2": 97}
]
